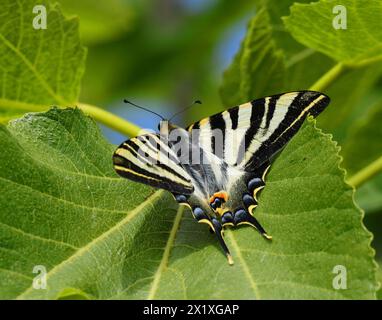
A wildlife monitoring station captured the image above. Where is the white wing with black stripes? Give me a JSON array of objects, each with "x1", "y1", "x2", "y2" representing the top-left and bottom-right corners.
[
  {"x1": 187, "y1": 90, "x2": 330, "y2": 171},
  {"x1": 112, "y1": 90, "x2": 330, "y2": 265},
  {"x1": 113, "y1": 133, "x2": 194, "y2": 195}
]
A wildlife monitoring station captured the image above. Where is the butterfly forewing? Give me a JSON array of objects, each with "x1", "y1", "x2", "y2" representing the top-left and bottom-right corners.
[
  {"x1": 113, "y1": 133, "x2": 194, "y2": 194},
  {"x1": 187, "y1": 90, "x2": 330, "y2": 171}
]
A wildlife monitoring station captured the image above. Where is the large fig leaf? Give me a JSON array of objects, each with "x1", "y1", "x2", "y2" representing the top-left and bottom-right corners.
[
  {"x1": 284, "y1": 0, "x2": 382, "y2": 65},
  {"x1": 0, "y1": 0, "x2": 86, "y2": 119},
  {"x1": 0, "y1": 108, "x2": 377, "y2": 299}
]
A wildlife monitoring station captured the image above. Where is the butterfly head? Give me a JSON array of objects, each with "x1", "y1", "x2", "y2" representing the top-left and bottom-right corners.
[
  {"x1": 158, "y1": 120, "x2": 179, "y2": 136},
  {"x1": 159, "y1": 100, "x2": 202, "y2": 135}
]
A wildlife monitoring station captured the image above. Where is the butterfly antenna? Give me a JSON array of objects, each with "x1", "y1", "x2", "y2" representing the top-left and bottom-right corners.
[
  {"x1": 123, "y1": 99, "x2": 165, "y2": 120},
  {"x1": 169, "y1": 100, "x2": 202, "y2": 122}
]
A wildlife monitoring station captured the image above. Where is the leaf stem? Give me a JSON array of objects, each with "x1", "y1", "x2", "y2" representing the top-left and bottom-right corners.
[
  {"x1": 0, "y1": 98, "x2": 143, "y2": 137},
  {"x1": 309, "y1": 55, "x2": 382, "y2": 93},
  {"x1": 77, "y1": 103, "x2": 142, "y2": 137},
  {"x1": 347, "y1": 156, "x2": 382, "y2": 188},
  {"x1": 309, "y1": 62, "x2": 346, "y2": 92},
  {"x1": 0, "y1": 98, "x2": 46, "y2": 112}
]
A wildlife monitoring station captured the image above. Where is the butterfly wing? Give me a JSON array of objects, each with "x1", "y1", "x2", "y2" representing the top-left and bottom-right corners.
[
  {"x1": 187, "y1": 91, "x2": 330, "y2": 171},
  {"x1": 113, "y1": 133, "x2": 194, "y2": 194}
]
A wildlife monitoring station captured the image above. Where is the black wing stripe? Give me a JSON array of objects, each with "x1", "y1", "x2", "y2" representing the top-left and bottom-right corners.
[
  {"x1": 229, "y1": 107, "x2": 239, "y2": 130},
  {"x1": 209, "y1": 112, "x2": 226, "y2": 157},
  {"x1": 265, "y1": 95, "x2": 278, "y2": 129}
]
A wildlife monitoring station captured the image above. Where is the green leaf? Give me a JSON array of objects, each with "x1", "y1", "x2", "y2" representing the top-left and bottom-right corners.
[
  {"x1": 220, "y1": 6, "x2": 285, "y2": 106},
  {"x1": 282, "y1": 0, "x2": 382, "y2": 205},
  {"x1": 316, "y1": 65, "x2": 382, "y2": 144},
  {"x1": 220, "y1": 1, "x2": 382, "y2": 141},
  {"x1": 280, "y1": 0, "x2": 382, "y2": 145},
  {"x1": 0, "y1": 108, "x2": 377, "y2": 299},
  {"x1": 284, "y1": 0, "x2": 382, "y2": 66},
  {"x1": 0, "y1": 107, "x2": 162, "y2": 299},
  {"x1": 219, "y1": 0, "x2": 335, "y2": 108},
  {"x1": 341, "y1": 102, "x2": 382, "y2": 213},
  {"x1": 219, "y1": 0, "x2": 378, "y2": 131},
  {"x1": 220, "y1": 0, "x2": 322, "y2": 106},
  {"x1": 0, "y1": 0, "x2": 86, "y2": 117},
  {"x1": 342, "y1": 102, "x2": 382, "y2": 176}
]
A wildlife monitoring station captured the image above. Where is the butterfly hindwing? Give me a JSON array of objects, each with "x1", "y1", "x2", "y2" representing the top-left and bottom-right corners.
[{"x1": 113, "y1": 133, "x2": 194, "y2": 195}]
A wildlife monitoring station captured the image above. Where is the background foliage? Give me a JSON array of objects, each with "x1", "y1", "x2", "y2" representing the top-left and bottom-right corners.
[{"x1": 0, "y1": 0, "x2": 381, "y2": 299}]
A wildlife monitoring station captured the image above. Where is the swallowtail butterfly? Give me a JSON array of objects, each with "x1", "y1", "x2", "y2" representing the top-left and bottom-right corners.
[{"x1": 113, "y1": 91, "x2": 330, "y2": 265}]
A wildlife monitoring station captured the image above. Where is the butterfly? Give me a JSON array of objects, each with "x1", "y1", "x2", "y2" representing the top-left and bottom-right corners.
[{"x1": 113, "y1": 91, "x2": 330, "y2": 265}]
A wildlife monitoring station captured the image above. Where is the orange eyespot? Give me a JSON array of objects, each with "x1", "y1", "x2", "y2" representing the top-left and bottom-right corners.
[{"x1": 209, "y1": 191, "x2": 229, "y2": 204}]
